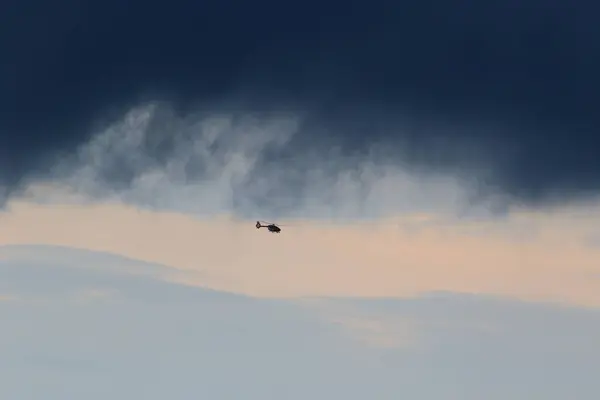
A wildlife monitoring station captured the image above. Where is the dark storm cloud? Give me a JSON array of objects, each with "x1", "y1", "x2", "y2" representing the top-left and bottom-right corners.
[{"x1": 1, "y1": 0, "x2": 599, "y2": 206}]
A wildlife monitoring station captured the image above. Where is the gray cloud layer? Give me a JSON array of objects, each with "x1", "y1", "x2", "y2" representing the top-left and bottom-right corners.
[
  {"x1": 2, "y1": 0, "x2": 599, "y2": 209},
  {"x1": 30, "y1": 102, "x2": 493, "y2": 219}
]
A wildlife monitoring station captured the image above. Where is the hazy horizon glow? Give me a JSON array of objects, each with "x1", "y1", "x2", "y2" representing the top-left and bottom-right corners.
[{"x1": 2, "y1": 185, "x2": 600, "y2": 307}]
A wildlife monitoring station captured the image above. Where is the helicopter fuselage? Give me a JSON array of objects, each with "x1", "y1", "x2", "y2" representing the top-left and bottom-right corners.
[{"x1": 266, "y1": 224, "x2": 281, "y2": 233}]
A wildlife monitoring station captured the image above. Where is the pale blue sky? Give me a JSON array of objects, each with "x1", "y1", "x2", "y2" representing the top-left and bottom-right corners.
[{"x1": 2, "y1": 245, "x2": 598, "y2": 400}]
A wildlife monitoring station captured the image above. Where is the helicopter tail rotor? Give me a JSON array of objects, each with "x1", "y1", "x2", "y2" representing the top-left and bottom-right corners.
[{"x1": 256, "y1": 221, "x2": 262, "y2": 229}]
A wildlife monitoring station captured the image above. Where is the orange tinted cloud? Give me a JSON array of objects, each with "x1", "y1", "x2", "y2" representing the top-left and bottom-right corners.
[{"x1": 1, "y1": 198, "x2": 599, "y2": 307}]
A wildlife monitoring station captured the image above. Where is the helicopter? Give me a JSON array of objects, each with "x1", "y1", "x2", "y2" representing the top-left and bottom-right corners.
[{"x1": 256, "y1": 221, "x2": 282, "y2": 233}]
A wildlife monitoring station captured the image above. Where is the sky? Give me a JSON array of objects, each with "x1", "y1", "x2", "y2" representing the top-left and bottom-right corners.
[{"x1": 1, "y1": 0, "x2": 600, "y2": 398}]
